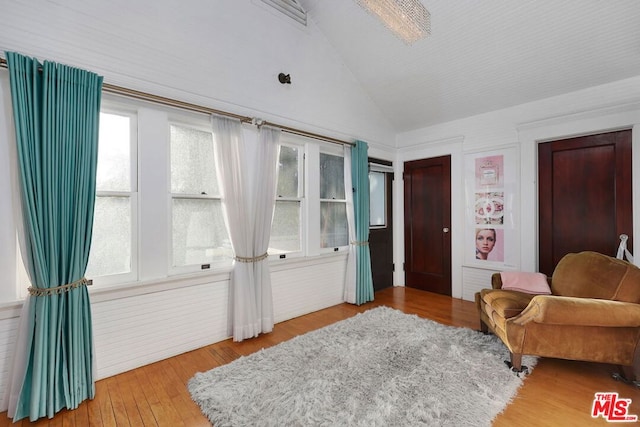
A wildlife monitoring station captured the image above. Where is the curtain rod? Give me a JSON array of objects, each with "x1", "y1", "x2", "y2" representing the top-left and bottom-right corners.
[{"x1": 0, "y1": 56, "x2": 354, "y2": 147}]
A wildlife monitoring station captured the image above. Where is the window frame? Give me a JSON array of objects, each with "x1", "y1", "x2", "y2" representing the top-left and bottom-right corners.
[
  {"x1": 319, "y1": 146, "x2": 349, "y2": 254},
  {"x1": 269, "y1": 140, "x2": 306, "y2": 260},
  {"x1": 167, "y1": 117, "x2": 232, "y2": 275},
  {"x1": 368, "y1": 170, "x2": 387, "y2": 229},
  {"x1": 87, "y1": 105, "x2": 139, "y2": 286}
]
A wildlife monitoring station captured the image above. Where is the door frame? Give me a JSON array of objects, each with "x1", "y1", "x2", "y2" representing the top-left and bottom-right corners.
[
  {"x1": 396, "y1": 139, "x2": 464, "y2": 298},
  {"x1": 369, "y1": 158, "x2": 394, "y2": 291},
  {"x1": 518, "y1": 112, "x2": 640, "y2": 272},
  {"x1": 403, "y1": 155, "x2": 452, "y2": 295}
]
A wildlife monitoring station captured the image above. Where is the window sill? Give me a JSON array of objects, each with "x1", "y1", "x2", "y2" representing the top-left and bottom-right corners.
[
  {"x1": 0, "y1": 252, "x2": 350, "y2": 320},
  {"x1": 91, "y1": 252, "x2": 348, "y2": 302},
  {"x1": 88, "y1": 267, "x2": 233, "y2": 303}
]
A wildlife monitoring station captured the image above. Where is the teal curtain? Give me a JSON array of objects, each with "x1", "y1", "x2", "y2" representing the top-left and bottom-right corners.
[
  {"x1": 6, "y1": 52, "x2": 102, "y2": 421},
  {"x1": 352, "y1": 140, "x2": 374, "y2": 305}
]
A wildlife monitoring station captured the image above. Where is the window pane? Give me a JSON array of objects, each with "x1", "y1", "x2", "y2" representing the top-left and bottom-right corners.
[
  {"x1": 270, "y1": 200, "x2": 301, "y2": 253},
  {"x1": 172, "y1": 198, "x2": 231, "y2": 266},
  {"x1": 277, "y1": 145, "x2": 299, "y2": 198},
  {"x1": 369, "y1": 171, "x2": 386, "y2": 227},
  {"x1": 170, "y1": 125, "x2": 219, "y2": 196},
  {"x1": 320, "y1": 201, "x2": 348, "y2": 248},
  {"x1": 320, "y1": 153, "x2": 345, "y2": 199},
  {"x1": 97, "y1": 113, "x2": 131, "y2": 191},
  {"x1": 86, "y1": 196, "x2": 131, "y2": 277}
]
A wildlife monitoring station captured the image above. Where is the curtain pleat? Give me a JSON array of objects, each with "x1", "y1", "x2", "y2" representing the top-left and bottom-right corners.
[
  {"x1": 253, "y1": 126, "x2": 280, "y2": 333},
  {"x1": 5, "y1": 51, "x2": 102, "y2": 422}
]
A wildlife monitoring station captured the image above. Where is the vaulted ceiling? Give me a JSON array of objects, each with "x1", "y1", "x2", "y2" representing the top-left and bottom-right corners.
[{"x1": 297, "y1": 0, "x2": 640, "y2": 133}]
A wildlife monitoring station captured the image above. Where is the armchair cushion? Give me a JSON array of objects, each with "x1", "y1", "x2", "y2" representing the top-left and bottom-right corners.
[
  {"x1": 481, "y1": 289, "x2": 534, "y2": 319},
  {"x1": 500, "y1": 271, "x2": 551, "y2": 295}
]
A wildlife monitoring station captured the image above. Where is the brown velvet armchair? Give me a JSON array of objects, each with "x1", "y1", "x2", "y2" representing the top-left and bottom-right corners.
[{"x1": 476, "y1": 251, "x2": 640, "y2": 383}]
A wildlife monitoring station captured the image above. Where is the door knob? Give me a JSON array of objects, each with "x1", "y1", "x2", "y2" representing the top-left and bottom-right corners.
[{"x1": 443, "y1": 227, "x2": 449, "y2": 233}]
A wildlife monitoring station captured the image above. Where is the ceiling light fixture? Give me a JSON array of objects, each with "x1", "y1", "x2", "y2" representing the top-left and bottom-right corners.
[{"x1": 354, "y1": 0, "x2": 431, "y2": 44}]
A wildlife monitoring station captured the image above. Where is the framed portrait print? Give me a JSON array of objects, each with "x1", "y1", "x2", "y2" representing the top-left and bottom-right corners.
[{"x1": 464, "y1": 147, "x2": 519, "y2": 269}]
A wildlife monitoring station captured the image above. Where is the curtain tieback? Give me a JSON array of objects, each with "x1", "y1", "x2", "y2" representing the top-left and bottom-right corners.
[
  {"x1": 351, "y1": 240, "x2": 369, "y2": 246},
  {"x1": 28, "y1": 277, "x2": 93, "y2": 297},
  {"x1": 234, "y1": 253, "x2": 269, "y2": 263}
]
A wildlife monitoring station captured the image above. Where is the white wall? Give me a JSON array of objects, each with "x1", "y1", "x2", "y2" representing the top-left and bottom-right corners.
[{"x1": 394, "y1": 76, "x2": 640, "y2": 299}]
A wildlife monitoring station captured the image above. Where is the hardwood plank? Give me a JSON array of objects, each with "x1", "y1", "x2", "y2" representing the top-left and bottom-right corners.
[
  {"x1": 85, "y1": 387, "x2": 103, "y2": 427},
  {"x1": 71, "y1": 400, "x2": 89, "y2": 427},
  {"x1": 103, "y1": 377, "x2": 129, "y2": 427},
  {"x1": 118, "y1": 370, "x2": 157, "y2": 426},
  {"x1": 166, "y1": 358, "x2": 209, "y2": 426},
  {"x1": 137, "y1": 364, "x2": 185, "y2": 427},
  {"x1": 2, "y1": 287, "x2": 639, "y2": 426},
  {"x1": 132, "y1": 367, "x2": 171, "y2": 426},
  {"x1": 112, "y1": 373, "x2": 143, "y2": 427}
]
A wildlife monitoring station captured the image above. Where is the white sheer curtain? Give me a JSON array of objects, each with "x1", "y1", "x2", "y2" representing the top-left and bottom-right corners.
[
  {"x1": 212, "y1": 116, "x2": 280, "y2": 342},
  {"x1": 343, "y1": 146, "x2": 357, "y2": 303},
  {"x1": 5, "y1": 110, "x2": 31, "y2": 416},
  {"x1": 252, "y1": 125, "x2": 280, "y2": 337}
]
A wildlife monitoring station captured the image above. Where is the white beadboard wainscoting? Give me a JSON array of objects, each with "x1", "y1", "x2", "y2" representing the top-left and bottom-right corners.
[
  {"x1": 0, "y1": 253, "x2": 348, "y2": 411},
  {"x1": 0, "y1": 316, "x2": 19, "y2": 408},
  {"x1": 271, "y1": 255, "x2": 347, "y2": 323},
  {"x1": 461, "y1": 266, "x2": 500, "y2": 302}
]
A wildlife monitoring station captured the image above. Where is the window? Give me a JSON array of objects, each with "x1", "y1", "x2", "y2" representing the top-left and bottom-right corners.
[
  {"x1": 86, "y1": 111, "x2": 136, "y2": 281},
  {"x1": 369, "y1": 171, "x2": 386, "y2": 227},
  {"x1": 319, "y1": 152, "x2": 348, "y2": 249},
  {"x1": 270, "y1": 144, "x2": 304, "y2": 256},
  {"x1": 82, "y1": 102, "x2": 351, "y2": 288},
  {"x1": 170, "y1": 123, "x2": 231, "y2": 270}
]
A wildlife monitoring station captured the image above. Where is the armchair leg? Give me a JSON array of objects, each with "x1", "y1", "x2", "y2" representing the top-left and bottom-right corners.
[
  {"x1": 504, "y1": 352, "x2": 529, "y2": 375},
  {"x1": 613, "y1": 367, "x2": 640, "y2": 388},
  {"x1": 613, "y1": 344, "x2": 640, "y2": 387},
  {"x1": 510, "y1": 352, "x2": 522, "y2": 371},
  {"x1": 480, "y1": 320, "x2": 488, "y2": 334}
]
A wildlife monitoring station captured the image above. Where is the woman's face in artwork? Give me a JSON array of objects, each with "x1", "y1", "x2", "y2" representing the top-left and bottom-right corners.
[{"x1": 476, "y1": 229, "x2": 496, "y2": 258}]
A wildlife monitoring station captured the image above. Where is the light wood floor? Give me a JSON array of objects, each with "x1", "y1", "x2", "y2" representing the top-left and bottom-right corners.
[{"x1": 2, "y1": 287, "x2": 639, "y2": 426}]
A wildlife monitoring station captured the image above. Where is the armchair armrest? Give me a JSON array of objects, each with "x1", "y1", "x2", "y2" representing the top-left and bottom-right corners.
[{"x1": 511, "y1": 295, "x2": 640, "y2": 327}]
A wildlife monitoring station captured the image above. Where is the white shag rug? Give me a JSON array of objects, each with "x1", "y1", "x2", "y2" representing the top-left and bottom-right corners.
[{"x1": 188, "y1": 306, "x2": 536, "y2": 426}]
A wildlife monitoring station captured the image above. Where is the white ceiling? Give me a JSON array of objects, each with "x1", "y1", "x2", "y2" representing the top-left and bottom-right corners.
[{"x1": 297, "y1": 0, "x2": 640, "y2": 133}]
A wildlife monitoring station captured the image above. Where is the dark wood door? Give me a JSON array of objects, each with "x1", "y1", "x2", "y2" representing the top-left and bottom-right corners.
[
  {"x1": 538, "y1": 129, "x2": 632, "y2": 276},
  {"x1": 369, "y1": 169, "x2": 393, "y2": 291},
  {"x1": 404, "y1": 156, "x2": 451, "y2": 295}
]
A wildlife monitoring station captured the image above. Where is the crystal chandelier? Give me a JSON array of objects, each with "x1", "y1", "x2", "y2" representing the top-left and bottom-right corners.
[{"x1": 355, "y1": 0, "x2": 431, "y2": 44}]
